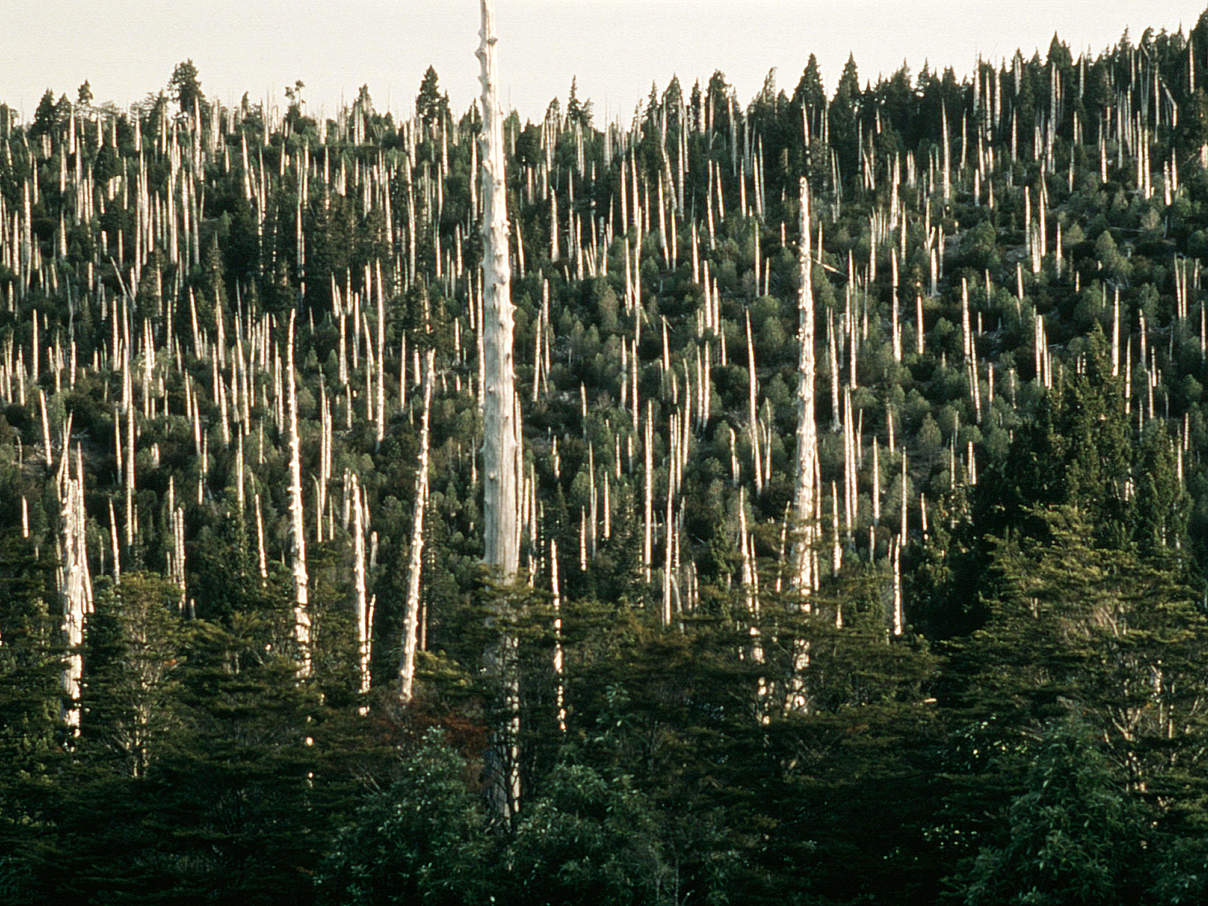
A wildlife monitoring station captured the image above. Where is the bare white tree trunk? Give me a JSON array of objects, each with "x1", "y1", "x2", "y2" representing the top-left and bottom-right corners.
[
  {"x1": 351, "y1": 473, "x2": 372, "y2": 708},
  {"x1": 942, "y1": 102, "x2": 952, "y2": 206},
  {"x1": 286, "y1": 310, "x2": 311, "y2": 677},
  {"x1": 891, "y1": 537, "x2": 903, "y2": 636},
  {"x1": 789, "y1": 178, "x2": 818, "y2": 593},
  {"x1": 59, "y1": 445, "x2": 92, "y2": 731},
  {"x1": 784, "y1": 179, "x2": 819, "y2": 713},
  {"x1": 399, "y1": 346, "x2": 434, "y2": 704},
  {"x1": 479, "y1": 0, "x2": 520, "y2": 577},
  {"x1": 254, "y1": 491, "x2": 268, "y2": 581},
  {"x1": 123, "y1": 337, "x2": 135, "y2": 549},
  {"x1": 745, "y1": 310, "x2": 762, "y2": 494},
  {"x1": 374, "y1": 259, "x2": 386, "y2": 448},
  {"x1": 550, "y1": 537, "x2": 565, "y2": 733},
  {"x1": 478, "y1": 0, "x2": 522, "y2": 824},
  {"x1": 643, "y1": 402, "x2": 653, "y2": 584}
]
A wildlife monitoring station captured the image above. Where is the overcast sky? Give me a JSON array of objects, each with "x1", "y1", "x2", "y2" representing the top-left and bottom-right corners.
[{"x1": 2, "y1": 1, "x2": 1202, "y2": 124}]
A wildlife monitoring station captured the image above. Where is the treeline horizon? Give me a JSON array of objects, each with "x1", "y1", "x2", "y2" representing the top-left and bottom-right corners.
[{"x1": 11, "y1": 18, "x2": 1189, "y2": 140}]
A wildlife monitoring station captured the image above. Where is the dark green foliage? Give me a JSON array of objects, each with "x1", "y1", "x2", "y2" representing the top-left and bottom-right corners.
[
  {"x1": 169, "y1": 59, "x2": 204, "y2": 115},
  {"x1": 415, "y1": 67, "x2": 448, "y2": 132},
  {"x1": 0, "y1": 532, "x2": 64, "y2": 902},
  {"x1": 317, "y1": 729, "x2": 486, "y2": 906},
  {"x1": 506, "y1": 763, "x2": 670, "y2": 906},
  {"x1": 79, "y1": 573, "x2": 184, "y2": 778},
  {"x1": 954, "y1": 721, "x2": 1145, "y2": 906}
]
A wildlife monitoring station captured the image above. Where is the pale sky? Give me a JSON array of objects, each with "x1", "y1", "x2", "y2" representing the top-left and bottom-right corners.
[{"x1": 2, "y1": 1, "x2": 1202, "y2": 124}]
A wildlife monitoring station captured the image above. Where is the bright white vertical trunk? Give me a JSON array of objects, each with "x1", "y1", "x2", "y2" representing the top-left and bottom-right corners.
[
  {"x1": 479, "y1": 0, "x2": 520, "y2": 577},
  {"x1": 399, "y1": 347, "x2": 434, "y2": 704},
  {"x1": 790, "y1": 178, "x2": 818, "y2": 593},
  {"x1": 550, "y1": 537, "x2": 565, "y2": 733},
  {"x1": 643, "y1": 402, "x2": 653, "y2": 584},
  {"x1": 254, "y1": 492, "x2": 268, "y2": 581},
  {"x1": 784, "y1": 179, "x2": 819, "y2": 713},
  {"x1": 942, "y1": 102, "x2": 951, "y2": 205},
  {"x1": 286, "y1": 310, "x2": 311, "y2": 677},
  {"x1": 891, "y1": 249, "x2": 901, "y2": 362},
  {"x1": 745, "y1": 311, "x2": 762, "y2": 494},
  {"x1": 478, "y1": 0, "x2": 521, "y2": 823},
  {"x1": 123, "y1": 332, "x2": 135, "y2": 549},
  {"x1": 374, "y1": 260, "x2": 386, "y2": 448},
  {"x1": 916, "y1": 290, "x2": 925, "y2": 356},
  {"x1": 352, "y1": 473, "x2": 372, "y2": 706},
  {"x1": 60, "y1": 446, "x2": 92, "y2": 730}
]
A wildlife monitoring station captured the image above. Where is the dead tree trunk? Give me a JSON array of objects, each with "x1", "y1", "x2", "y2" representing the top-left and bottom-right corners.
[
  {"x1": 399, "y1": 346, "x2": 434, "y2": 704},
  {"x1": 479, "y1": 1, "x2": 520, "y2": 577},
  {"x1": 789, "y1": 178, "x2": 818, "y2": 593},
  {"x1": 59, "y1": 445, "x2": 92, "y2": 731},
  {"x1": 351, "y1": 473, "x2": 373, "y2": 708},
  {"x1": 478, "y1": 0, "x2": 522, "y2": 825},
  {"x1": 784, "y1": 178, "x2": 818, "y2": 714},
  {"x1": 286, "y1": 310, "x2": 311, "y2": 677}
]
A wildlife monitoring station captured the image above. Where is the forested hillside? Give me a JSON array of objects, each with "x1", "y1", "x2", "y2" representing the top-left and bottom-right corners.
[{"x1": 4, "y1": 8, "x2": 1208, "y2": 903}]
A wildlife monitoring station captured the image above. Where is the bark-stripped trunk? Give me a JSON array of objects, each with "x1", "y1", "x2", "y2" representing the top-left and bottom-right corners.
[
  {"x1": 374, "y1": 259, "x2": 386, "y2": 449},
  {"x1": 286, "y1": 310, "x2": 311, "y2": 677},
  {"x1": 59, "y1": 445, "x2": 92, "y2": 731},
  {"x1": 745, "y1": 310, "x2": 762, "y2": 494},
  {"x1": 123, "y1": 333, "x2": 135, "y2": 551},
  {"x1": 351, "y1": 473, "x2": 373, "y2": 709},
  {"x1": 550, "y1": 537, "x2": 566, "y2": 733},
  {"x1": 785, "y1": 178, "x2": 818, "y2": 713},
  {"x1": 479, "y1": 1, "x2": 520, "y2": 576},
  {"x1": 789, "y1": 178, "x2": 818, "y2": 593},
  {"x1": 399, "y1": 346, "x2": 434, "y2": 704},
  {"x1": 942, "y1": 102, "x2": 952, "y2": 206},
  {"x1": 478, "y1": 0, "x2": 522, "y2": 824}
]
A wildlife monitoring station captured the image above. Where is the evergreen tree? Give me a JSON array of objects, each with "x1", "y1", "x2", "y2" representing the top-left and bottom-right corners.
[
  {"x1": 955, "y1": 721, "x2": 1145, "y2": 906},
  {"x1": 79, "y1": 573, "x2": 184, "y2": 779},
  {"x1": 317, "y1": 729, "x2": 486, "y2": 906},
  {"x1": 0, "y1": 533, "x2": 63, "y2": 900},
  {"x1": 829, "y1": 54, "x2": 862, "y2": 176},
  {"x1": 416, "y1": 66, "x2": 448, "y2": 132},
  {"x1": 168, "y1": 59, "x2": 203, "y2": 115},
  {"x1": 566, "y1": 76, "x2": 592, "y2": 129}
]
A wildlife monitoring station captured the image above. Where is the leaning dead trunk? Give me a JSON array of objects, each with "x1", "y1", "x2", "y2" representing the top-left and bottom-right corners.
[
  {"x1": 478, "y1": 0, "x2": 522, "y2": 825},
  {"x1": 399, "y1": 346, "x2": 434, "y2": 704}
]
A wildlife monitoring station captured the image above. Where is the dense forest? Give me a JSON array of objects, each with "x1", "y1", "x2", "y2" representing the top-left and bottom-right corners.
[{"x1": 4, "y1": 5, "x2": 1208, "y2": 903}]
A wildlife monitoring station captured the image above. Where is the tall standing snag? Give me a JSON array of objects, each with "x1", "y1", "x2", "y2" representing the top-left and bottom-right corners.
[
  {"x1": 477, "y1": 0, "x2": 522, "y2": 823},
  {"x1": 790, "y1": 178, "x2": 818, "y2": 593},
  {"x1": 479, "y1": 0, "x2": 521, "y2": 578},
  {"x1": 286, "y1": 310, "x2": 311, "y2": 678},
  {"x1": 59, "y1": 445, "x2": 92, "y2": 730},
  {"x1": 399, "y1": 345, "x2": 435, "y2": 704},
  {"x1": 785, "y1": 178, "x2": 818, "y2": 714}
]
